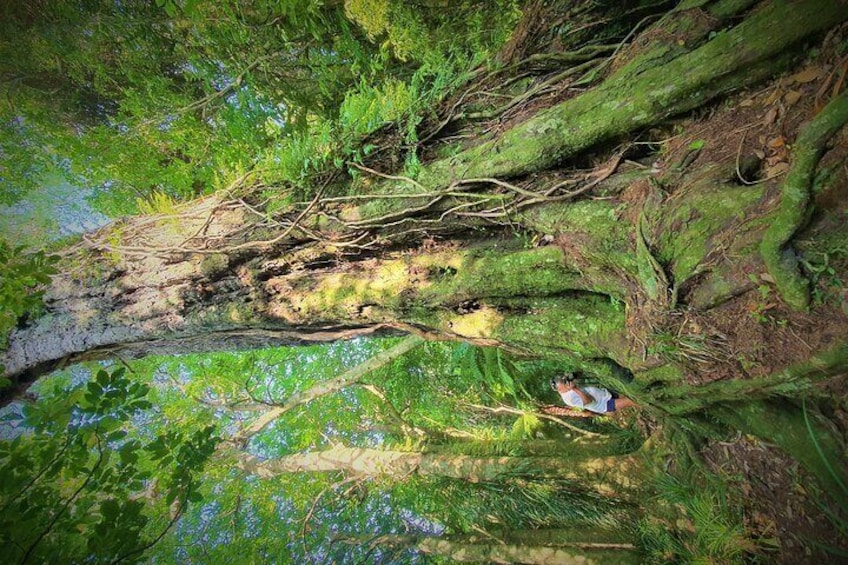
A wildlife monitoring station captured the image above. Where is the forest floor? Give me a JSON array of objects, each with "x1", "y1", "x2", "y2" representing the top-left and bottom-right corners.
[
  {"x1": 659, "y1": 39, "x2": 848, "y2": 563},
  {"x1": 651, "y1": 39, "x2": 848, "y2": 384},
  {"x1": 703, "y1": 427, "x2": 848, "y2": 564},
  {"x1": 577, "y1": 26, "x2": 848, "y2": 563}
]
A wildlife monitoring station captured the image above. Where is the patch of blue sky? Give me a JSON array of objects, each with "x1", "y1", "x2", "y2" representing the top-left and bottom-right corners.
[{"x1": 0, "y1": 170, "x2": 109, "y2": 245}]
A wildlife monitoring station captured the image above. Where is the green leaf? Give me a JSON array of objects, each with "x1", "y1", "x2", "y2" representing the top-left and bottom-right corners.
[
  {"x1": 107, "y1": 430, "x2": 128, "y2": 442},
  {"x1": 96, "y1": 369, "x2": 110, "y2": 386},
  {"x1": 87, "y1": 381, "x2": 103, "y2": 396},
  {"x1": 119, "y1": 444, "x2": 140, "y2": 466}
]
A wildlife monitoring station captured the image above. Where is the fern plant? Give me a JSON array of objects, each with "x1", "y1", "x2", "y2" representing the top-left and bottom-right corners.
[{"x1": 450, "y1": 344, "x2": 529, "y2": 402}]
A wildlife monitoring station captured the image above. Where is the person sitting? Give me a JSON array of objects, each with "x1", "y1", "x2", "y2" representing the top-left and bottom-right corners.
[{"x1": 550, "y1": 374, "x2": 636, "y2": 415}]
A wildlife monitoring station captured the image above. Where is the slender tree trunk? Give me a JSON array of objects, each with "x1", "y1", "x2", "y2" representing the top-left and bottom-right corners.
[
  {"x1": 235, "y1": 445, "x2": 643, "y2": 497},
  {"x1": 348, "y1": 531, "x2": 641, "y2": 565},
  {"x1": 232, "y1": 335, "x2": 423, "y2": 444}
]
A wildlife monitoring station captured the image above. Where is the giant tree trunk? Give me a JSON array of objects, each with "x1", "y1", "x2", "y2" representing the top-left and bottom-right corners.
[{"x1": 3, "y1": 0, "x2": 848, "y2": 405}]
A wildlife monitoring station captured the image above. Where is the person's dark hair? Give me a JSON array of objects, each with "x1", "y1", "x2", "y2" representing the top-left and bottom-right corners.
[{"x1": 549, "y1": 374, "x2": 575, "y2": 391}]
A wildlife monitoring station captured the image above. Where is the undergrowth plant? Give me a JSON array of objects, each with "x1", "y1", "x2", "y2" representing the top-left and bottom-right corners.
[
  {"x1": 802, "y1": 399, "x2": 848, "y2": 558},
  {"x1": 135, "y1": 191, "x2": 179, "y2": 217},
  {"x1": 450, "y1": 343, "x2": 530, "y2": 402},
  {"x1": 639, "y1": 458, "x2": 759, "y2": 564}
]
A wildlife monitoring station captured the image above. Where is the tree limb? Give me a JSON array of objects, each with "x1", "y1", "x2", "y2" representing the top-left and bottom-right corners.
[{"x1": 233, "y1": 335, "x2": 423, "y2": 444}]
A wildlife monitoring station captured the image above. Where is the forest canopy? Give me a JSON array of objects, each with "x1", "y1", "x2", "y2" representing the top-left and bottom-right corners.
[
  {"x1": 0, "y1": 0, "x2": 520, "y2": 213},
  {"x1": 1, "y1": 0, "x2": 848, "y2": 563}
]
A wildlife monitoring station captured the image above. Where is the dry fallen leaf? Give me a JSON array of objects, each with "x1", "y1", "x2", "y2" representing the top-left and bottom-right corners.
[
  {"x1": 764, "y1": 107, "x2": 778, "y2": 125},
  {"x1": 767, "y1": 136, "x2": 785, "y2": 148},
  {"x1": 784, "y1": 90, "x2": 802, "y2": 105},
  {"x1": 766, "y1": 162, "x2": 791, "y2": 177},
  {"x1": 740, "y1": 98, "x2": 755, "y2": 107},
  {"x1": 754, "y1": 149, "x2": 766, "y2": 159},
  {"x1": 763, "y1": 90, "x2": 781, "y2": 106},
  {"x1": 792, "y1": 67, "x2": 822, "y2": 84}
]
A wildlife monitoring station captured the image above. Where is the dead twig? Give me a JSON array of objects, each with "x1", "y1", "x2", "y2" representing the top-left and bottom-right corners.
[{"x1": 300, "y1": 476, "x2": 360, "y2": 562}]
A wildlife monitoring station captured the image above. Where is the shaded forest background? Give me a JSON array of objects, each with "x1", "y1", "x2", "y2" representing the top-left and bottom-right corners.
[{"x1": 1, "y1": 0, "x2": 847, "y2": 563}]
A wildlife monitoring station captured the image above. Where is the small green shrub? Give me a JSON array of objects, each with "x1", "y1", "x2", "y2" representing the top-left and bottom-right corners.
[{"x1": 135, "y1": 190, "x2": 178, "y2": 216}]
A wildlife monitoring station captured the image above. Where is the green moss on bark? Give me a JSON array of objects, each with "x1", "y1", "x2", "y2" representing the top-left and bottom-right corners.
[
  {"x1": 652, "y1": 169, "x2": 764, "y2": 286},
  {"x1": 492, "y1": 296, "x2": 631, "y2": 364},
  {"x1": 421, "y1": 246, "x2": 616, "y2": 302},
  {"x1": 519, "y1": 200, "x2": 638, "y2": 290}
]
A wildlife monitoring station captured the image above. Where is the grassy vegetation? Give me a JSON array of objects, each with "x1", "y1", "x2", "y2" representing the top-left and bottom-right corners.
[{"x1": 638, "y1": 457, "x2": 759, "y2": 564}]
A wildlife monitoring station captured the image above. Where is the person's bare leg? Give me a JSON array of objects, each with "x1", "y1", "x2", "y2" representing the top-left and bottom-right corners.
[{"x1": 614, "y1": 397, "x2": 637, "y2": 410}]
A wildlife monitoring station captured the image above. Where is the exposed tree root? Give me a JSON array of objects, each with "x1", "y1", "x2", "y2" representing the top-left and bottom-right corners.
[
  {"x1": 419, "y1": 0, "x2": 847, "y2": 184},
  {"x1": 761, "y1": 90, "x2": 848, "y2": 310}
]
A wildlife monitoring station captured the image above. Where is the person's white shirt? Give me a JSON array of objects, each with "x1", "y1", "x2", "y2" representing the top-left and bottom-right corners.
[{"x1": 560, "y1": 386, "x2": 612, "y2": 413}]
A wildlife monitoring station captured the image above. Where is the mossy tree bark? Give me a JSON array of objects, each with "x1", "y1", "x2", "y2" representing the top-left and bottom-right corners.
[
  {"x1": 3, "y1": 0, "x2": 847, "y2": 409},
  {"x1": 760, "y1": 90, "x2": 848, "y2": 309}
]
